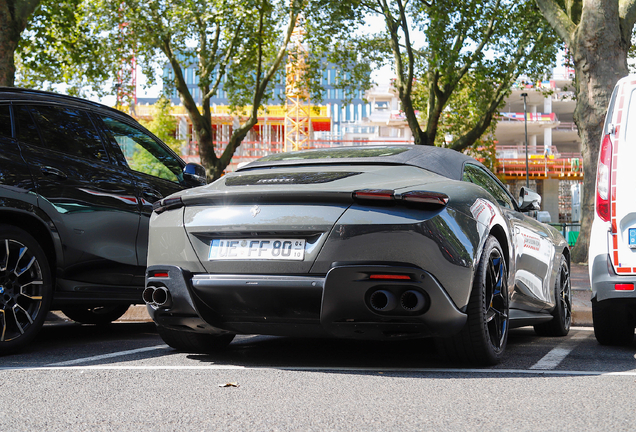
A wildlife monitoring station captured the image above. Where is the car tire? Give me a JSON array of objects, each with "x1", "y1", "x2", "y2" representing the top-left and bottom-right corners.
[
  {"x1": 0, "y1": 225, "x2": 53, "y2": 354},
  {"x1": 157, "y1": 326, "x2": 235, "y2": 353},
  {"x1": 592, "y1": 298, "x2": 635, "y2": 346},
  {"x1": 61, "y1": 305, "x2": 131, "y2": 325},
  {"x1": 438, "y1": 235, "x2": 509, "y2": 365},
  {"x1": 534, "y1": 255, "x2": 571, "y2": 337}
]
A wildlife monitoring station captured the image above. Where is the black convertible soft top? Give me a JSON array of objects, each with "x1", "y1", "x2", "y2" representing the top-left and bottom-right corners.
[{"x1": 238, "y1": 145, "x2": 486, "y2": 181}]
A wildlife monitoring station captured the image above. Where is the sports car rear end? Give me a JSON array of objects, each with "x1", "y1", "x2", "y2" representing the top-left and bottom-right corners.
[{"x1": 145, "y1": 153, "x2": 487, "y2": 342}]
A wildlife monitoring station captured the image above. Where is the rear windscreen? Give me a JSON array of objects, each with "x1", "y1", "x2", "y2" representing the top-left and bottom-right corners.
[{"x1": 257, "y1": 147, "x2": 409, "y2": 162}]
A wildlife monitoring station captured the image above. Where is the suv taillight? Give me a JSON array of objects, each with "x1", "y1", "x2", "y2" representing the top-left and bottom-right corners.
[{"x1": 596, "y1": 134, "x2": 613, "y2": 222}]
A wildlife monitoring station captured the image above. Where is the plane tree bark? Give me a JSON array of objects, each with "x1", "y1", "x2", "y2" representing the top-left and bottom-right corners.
[
  {"x1": 0, "y1": 0, "x2": 41, "y2": 86},
  {"x1": 535, "y1": 0, "x2": 636, "y2": 263}
]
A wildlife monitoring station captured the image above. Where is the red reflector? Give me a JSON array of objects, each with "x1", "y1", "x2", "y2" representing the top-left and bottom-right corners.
[
  {"x1": 615, "y1": 283, "x2": 634, "y2": 291},
  {"x1": 153, "y1": 272, "x2": 169, "y2": 278},
  {"x1": 369, "y1": 274, "x2": 411, "y2": 280}
]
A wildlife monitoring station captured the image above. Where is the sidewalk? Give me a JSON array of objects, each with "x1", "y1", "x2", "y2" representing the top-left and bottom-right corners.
[{"x1": 571, "y1": 262, "x2": 593, "y2": 326}]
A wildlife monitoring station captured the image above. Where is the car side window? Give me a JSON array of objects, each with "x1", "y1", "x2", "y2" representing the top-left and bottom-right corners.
[
  {"x1": 15, "y1": 105, "x2": 42, "y2": 145},
  {"x1": 0, "y1": 105, "x2": 11, "y2": 139},
  {"x1": 26, "y1": 105, "x2": 109, "y2": 163},
  {"x1": 99, "y1": 115, "x2": 182, "y2": 183},
  {"x1": 463, "y1": 164, "x2": 515, "y2": 209}
]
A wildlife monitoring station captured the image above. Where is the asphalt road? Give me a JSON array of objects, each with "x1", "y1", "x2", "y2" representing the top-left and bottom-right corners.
[{"x1": 1, "y1": 321, "x2": 636, "y2": 431}]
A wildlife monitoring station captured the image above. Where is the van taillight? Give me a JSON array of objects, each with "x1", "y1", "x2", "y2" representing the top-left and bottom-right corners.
[{"x1": 596, "y1": 134, "x2": 613, "y2": 222}]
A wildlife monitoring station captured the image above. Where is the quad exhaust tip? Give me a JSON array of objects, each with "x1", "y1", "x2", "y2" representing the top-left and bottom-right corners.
[
  {"x1": 369, "y1": 290, "x2": 397, "y2": 311},
  {"x1": 368, "y1": 289, "x2": 427, "y2": 314},
  {"x1": 143, "y1": 286, "x2": 172, "y2": 309}
]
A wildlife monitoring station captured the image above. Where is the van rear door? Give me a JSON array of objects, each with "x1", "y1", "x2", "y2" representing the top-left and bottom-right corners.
[{"x1": 608, "y1": 79, "x2": 636, "y2": 274}]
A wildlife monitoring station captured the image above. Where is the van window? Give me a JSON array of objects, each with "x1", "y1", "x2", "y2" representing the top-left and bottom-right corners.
[{"x1": 627, "y1": 88, "x2": 636, "y2": 137}]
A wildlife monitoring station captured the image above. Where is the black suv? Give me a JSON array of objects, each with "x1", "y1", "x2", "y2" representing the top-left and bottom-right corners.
[{"x1": 0, "y1": 88, "x2": 206, "y2": 353}]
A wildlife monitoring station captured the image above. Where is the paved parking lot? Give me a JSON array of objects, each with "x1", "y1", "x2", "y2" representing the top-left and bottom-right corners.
[{"x1": 4, "y1": 262, "x2": 630, "y2": 431}]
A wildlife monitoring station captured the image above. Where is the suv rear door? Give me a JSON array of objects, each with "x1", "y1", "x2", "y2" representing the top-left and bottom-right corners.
[
  {"x1": 14, "y1": 103, "x2": 142, "y2": 289},
  {"x1": 95, "y1": 114, "x2": 186, "y2": 279},
  {"x1": 0, "y1": 104, "x2": 35, "y2": 195}
]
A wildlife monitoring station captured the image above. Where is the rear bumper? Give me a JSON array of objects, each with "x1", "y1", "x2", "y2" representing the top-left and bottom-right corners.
[
  {"x1": 590, "y1": 253, "x2": 636, "y2": 302},
  {"x1": 146, "y1": 264, "x2": 467, "y2": 340}
]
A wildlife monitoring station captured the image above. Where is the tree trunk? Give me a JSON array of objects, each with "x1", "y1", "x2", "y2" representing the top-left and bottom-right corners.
[
  {"x1": 568, "y1": 4, "x2": 630, "y2": 263},
  {"x1": 0, "y1": 0, "x2": 42, "y2": 86},
  {"x1": 0, "y1": 2, "x2": 19, "y2": 86}
]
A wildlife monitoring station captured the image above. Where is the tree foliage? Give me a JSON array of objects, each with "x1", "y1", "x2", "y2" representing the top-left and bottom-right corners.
[
  {"x1": 15, "y1": 0, "x2": 118, "y2": 97},
  {"x1": 84, "y1": 0, "x2": 303, "y2": 180},
  {"x1": 138, "y1": 96, "x2": 184, "y2": 154},
  {"x1": 355, "y1": 0, "x2": 559, "y2": 151}
]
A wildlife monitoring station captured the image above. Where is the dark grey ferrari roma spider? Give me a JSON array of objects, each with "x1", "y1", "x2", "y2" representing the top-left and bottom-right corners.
[{"x1": 144, "y1": 145, "x2": 571, "y2": 365}]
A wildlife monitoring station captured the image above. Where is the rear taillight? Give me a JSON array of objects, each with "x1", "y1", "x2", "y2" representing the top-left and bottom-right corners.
[
  {"x1": 353, "y1": 189, "x2": 449, "y2": 206},
  {"x1": 401, "y1": 191, "x2": 449, "y2": 205},
  {"x1": 596, "y1": 134, "x2": 613, "y2": 222},
  {"x1": 352, "y1": 189, "x2": 395, "y2": 201}
]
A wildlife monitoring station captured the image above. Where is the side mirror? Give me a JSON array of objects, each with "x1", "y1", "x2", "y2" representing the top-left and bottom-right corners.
[
  {"x1": 518, "y1": 187, "x2": 541, "y2": 212},
  {"x1": 183, "y1": 163, "x2": 207, "y2": 187}
]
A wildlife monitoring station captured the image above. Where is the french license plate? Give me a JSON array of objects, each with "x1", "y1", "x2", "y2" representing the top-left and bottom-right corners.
[
  {"x1": 209, "y1": 239, "x2": 306, "y2": 260},
  {"x1": 629, "y1": 228, "x2": 636, "y2": 249}
]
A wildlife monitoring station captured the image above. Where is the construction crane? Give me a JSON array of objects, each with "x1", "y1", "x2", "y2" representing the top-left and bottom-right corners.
[{"x1": 284, "y1": 15, "x2": 312, "y2": 152}]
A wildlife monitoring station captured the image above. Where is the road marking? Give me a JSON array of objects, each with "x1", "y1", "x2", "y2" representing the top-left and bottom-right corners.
[
  {"x1": 2, "y1": 364, "x2": 636, "y2": 377},
  {"x1": 530, "y1": 332, "x2": 590, "y2": 370},
  {"x1": 46, "y1": 344, "x2": 169, "y2": 366}
]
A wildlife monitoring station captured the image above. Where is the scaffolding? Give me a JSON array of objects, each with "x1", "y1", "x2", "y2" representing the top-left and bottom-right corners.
[{"x1": 284, "y1": 16, "x2": 312, "y2": 152}]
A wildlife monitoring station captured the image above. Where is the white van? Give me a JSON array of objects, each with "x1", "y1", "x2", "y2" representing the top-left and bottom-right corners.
[{"x1": 589, "y1": 75, "x2": 636, "y2": 345}]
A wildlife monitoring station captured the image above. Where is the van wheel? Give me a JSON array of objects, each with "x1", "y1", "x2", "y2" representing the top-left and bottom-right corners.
[
  {"x1": 0, "y1": 225, "x2": 53, "y2": 354},
  {"x1": 592, "y1": 298, "x2": 634, "y2": 345},
  {"x1": 61, "y1": 305, "x2": 130, "y2": 325},
  {"x1": 157, "y1": 326, "x2": 235, "y2": 353}
]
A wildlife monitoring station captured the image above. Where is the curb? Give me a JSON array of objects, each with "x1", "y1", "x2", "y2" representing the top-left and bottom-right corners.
[{"x1": 117, "y1": 305, "x2": 153, "y2": 322}]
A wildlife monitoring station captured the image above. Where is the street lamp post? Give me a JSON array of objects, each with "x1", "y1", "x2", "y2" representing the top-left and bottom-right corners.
[{"x1": 521, "y1": 92, "x2": 529, "y2": 189}]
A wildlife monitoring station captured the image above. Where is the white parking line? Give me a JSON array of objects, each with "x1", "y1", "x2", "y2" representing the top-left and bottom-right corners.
[
  {"x1": 2, "y1": 364, "x2": 636, "y2": 377},
  {"x1": 530, "y1": 332, "x2": 591, "y2": 370},
  {"x1": 46, "y1": 344, "x2": 169, "y2": 366}
]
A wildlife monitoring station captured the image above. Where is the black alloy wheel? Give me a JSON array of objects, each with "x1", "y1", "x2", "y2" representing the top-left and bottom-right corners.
[
  {"x1": 61, "y1": 305, "x2": 131, "y2": 325},
  {"x1": 438, "y1": 235, "x2": 509, "y2": 365},
  {"x1": 0, "y1": 225, "x2": 52, "y2": 354},
  {"x1": 534, "y1": 255, "x2": 571, "y2": 337}
]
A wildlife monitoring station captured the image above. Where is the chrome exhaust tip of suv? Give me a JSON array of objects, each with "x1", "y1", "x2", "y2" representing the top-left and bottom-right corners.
[{"x1": 143, "y1": 286, "x2": 172, "y2": 309}]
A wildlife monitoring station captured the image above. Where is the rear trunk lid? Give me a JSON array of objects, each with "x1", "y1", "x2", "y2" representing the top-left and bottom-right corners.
[{"x1": 181, "y1": 164, "x2": 444, "y2": 274}]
